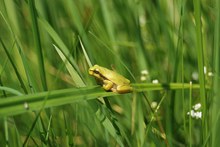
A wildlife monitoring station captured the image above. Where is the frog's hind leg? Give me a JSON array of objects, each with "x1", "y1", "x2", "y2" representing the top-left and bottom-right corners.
[{"x1": 103, "y1": 80, "x2": 114, "y2": 91}]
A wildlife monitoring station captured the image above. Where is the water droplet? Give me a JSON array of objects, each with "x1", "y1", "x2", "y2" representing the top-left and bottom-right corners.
[{"x1": 24, "y1": 102, "x2": 29, "y2": 110}]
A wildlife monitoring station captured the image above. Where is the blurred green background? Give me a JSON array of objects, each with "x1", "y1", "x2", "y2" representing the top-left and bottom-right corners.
[{"x1": 0, "y1": 0, "x2": 219, "y2": 146}]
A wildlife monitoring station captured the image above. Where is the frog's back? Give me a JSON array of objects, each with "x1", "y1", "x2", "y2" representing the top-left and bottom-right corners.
[{"x1": 100, "y1": 66, "x2": 130, "y2": 85}]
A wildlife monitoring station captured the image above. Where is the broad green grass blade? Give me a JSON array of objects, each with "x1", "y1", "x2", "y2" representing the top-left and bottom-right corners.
[
  {"x1": 0, "y1": 83, "x2": 202, "y2": 117},
  {"x1": 193, "y1": 0, "x2": 207, "y2": 142},
  {"x1": 0, "y1": 86, "x2": 103, "y2": 117},
  {"x1": 211, "y1": 0, "x2": 220, "y2": 146},
  {"x1": 28, "y1": 0, "x2": 47, "y2": 91}
]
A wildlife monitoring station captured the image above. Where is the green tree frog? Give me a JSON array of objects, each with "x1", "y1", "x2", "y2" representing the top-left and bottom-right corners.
[{"x1": 89, "y1": 65, "x2": 133, "y2": 94}]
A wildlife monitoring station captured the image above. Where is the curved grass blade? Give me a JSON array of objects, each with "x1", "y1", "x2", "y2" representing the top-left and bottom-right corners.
[
  {"x1": 0, "y1": 86, "x2": 23, "y2": 96},
  {"x1": 53, "y1": 44, "x2": 85, "y2": 87}
]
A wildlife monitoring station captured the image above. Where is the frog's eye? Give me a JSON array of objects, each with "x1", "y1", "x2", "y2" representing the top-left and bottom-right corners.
[{"x1": 93, "y1": 69, "x2": 100, "y2": 74}]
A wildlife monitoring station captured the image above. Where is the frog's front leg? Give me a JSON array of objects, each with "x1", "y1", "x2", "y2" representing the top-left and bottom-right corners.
[
  {"x1": 116, "y1": 85, "x2": 133, "y2": 94},
  {"x1": 103, "y1": 80, "x2": 114, "y2": 91}
]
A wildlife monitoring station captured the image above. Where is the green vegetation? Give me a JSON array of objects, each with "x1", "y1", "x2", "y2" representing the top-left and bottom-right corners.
[{"x1": 0, "y1": 0, "x2": 219, "y2": 146}]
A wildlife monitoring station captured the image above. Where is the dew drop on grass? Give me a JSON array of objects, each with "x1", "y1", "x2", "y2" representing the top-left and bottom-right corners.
[{"x1": 24, "y1": 102, "x2": 29, "y2": 110}]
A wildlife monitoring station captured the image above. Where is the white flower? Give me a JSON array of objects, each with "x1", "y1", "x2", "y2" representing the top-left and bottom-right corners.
[
  {"x1": 195, "y1": 111, "x2": 202, "y2": 119},
  {"x1": 141, "y1": 70, "x2": 149, "y2": 75},
  {"x1": 187, "y1": 103, "x2": 202, "y2": 119},
  {"x1": 192, "y1": 71, "x2": 199, "y2": 81},
  {"x1": 208, "y1": 72, "x2": 214, "y2": 77},
  {"x1": 151, "y1": 101, "x2": 158, "y2": 109},
  {"x1": 140, "y1": 70, "x2": 149, "y2": 81},
  {"x1": 140, "y1": 76, "x2": 147, "y2": 81},
  {"x1": 193, "y1": 103, "x2": 201, "y2": 110},
  {"x1": 152, "y1": 79, "x2": 159, "y2": 84}
]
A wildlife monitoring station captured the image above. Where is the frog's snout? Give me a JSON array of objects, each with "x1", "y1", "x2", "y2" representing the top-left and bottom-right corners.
[{"x1": 89, "y1": 70, "x2": 94, "y2": 75}]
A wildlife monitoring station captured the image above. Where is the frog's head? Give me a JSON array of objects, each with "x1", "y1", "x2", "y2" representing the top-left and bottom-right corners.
[{"x1": 89, "y1": 65, "x2": 103, "y2": 79}]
